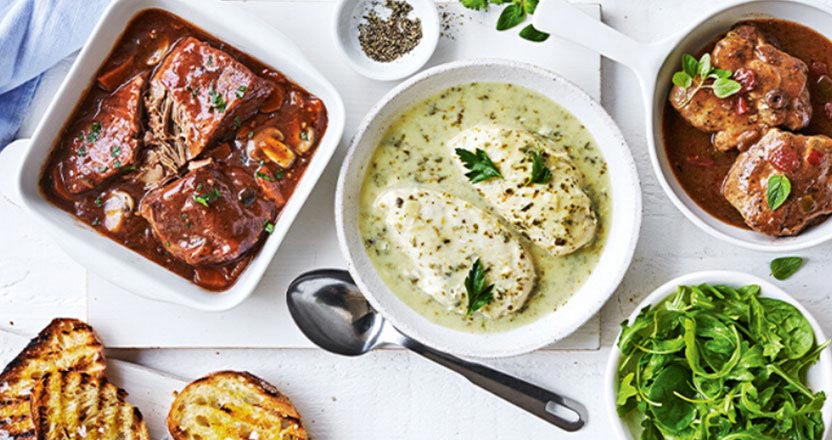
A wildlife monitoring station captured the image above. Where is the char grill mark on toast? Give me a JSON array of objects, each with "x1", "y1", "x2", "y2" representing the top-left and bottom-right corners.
[
  {"x1": 0, "y1": 319, "x2": 105, "y2": 440},
  {"x1": 30, "y1": 371, "x2": 149, "y2": 440}
]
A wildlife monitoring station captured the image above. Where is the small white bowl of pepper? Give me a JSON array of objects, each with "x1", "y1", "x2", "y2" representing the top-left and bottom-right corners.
[{"x1": 333, "y1": 0, "x2": 439, "y2": 81}]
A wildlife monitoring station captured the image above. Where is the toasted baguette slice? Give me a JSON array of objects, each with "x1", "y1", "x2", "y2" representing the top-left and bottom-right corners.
[
  {"x1": 168, "y1": 371, "x2": 307, "y2": 440},
  {"x1": 0, "y1": 319, "x2": 106, "y2": 439},
  {"x1": 30, "y1": 371, "x2": 149, "y2": 440}
]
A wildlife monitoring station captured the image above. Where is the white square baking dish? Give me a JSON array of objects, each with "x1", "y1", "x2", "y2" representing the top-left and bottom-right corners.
[{"x1": 14, "y1": 0, "x2": 345, "y2": 311}]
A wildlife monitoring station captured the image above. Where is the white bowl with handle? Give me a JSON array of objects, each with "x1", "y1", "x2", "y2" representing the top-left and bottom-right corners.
[
  {"x1": 605, "y1": 270, "x2": 832, "y2": 439},
  {"x1": 534, "y1": 0, "x2": 832, "y2": 252},
  {"x1": 335, "y1": 59, "x2": 642, "y2": 358}
]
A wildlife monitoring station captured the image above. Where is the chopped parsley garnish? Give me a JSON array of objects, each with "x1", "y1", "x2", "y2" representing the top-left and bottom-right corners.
[
  {"x1": 208, "y1": 84, "x2": 227, "y2": 112},
  {"x1": 274, "y1": 169, "x2": 284, "y2": 180},
  {"x1": 455, "y1": 148, "x2": 502, "y2": 183},
  {"x1": 94, "y1": 197, "x2": 103, "y2": 207},
  {"x1": 91, "y1": 218, "x2": 100, "y2": 226},
  {"x1": 193, "y1": 187, "x2": 221, "y2": 207},
  {"x1": 256, "y1": 171, "x2": 275, "y2": 182},
  {"x1": 77, "y1": 146, "x2": 87, "y2": 157},
  {"x1": 234, "y1": 116, "x2": 241, "y2": 128},
  {"x1": 300, "y1": 129, "x2": 309, "y2": 141},
  {"x1": 191, "y1": 86, "x2": 200, "y2": 97},
  {"x1": 85, "y1": 122, "x2": 102, "y2": 143},
  {"x1": 236, "y1": 85, "x2": 247, "y2": 98},
  {"x1": 263, "y1": 220, "x2": 275, "y2": 234},
  {"x1": 111, "y1": 145, "x2": 121, "y2": 157},
  {"x1": 98, "y1": 166, "x2": 108, "y2": 173},
  {"x1": 121, "y1": 164, "x2": 137, "y2": 171},
  {"x1": 464, "y1": 258, "x2": 494, "y2": 316},
  {"x1": 248, "y1": 130, "x2": 255, "y2": 139},
  {"x1": 113, "y1": 160, "x2": 122, "y2": 169},
  {"x1": 527, "y1": 151, "x2": 552, "y2": 185}
]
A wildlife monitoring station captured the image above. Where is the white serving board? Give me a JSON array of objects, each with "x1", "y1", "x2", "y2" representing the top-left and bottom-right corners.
[
  {"x1": 87, "y1": 1, "x2": 603, "y2": 349},
  {"x1": 0, "y1": 329, "x2": 183, "y2": 439}
]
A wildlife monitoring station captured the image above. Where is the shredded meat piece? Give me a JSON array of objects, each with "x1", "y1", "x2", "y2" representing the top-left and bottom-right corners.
[{"x1": 138, "y1": 37, "x2": 273, "y2": 188}]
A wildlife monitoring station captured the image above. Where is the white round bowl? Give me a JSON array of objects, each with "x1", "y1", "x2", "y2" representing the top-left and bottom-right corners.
[
  {"x1": 605, "y1": 270, "x2": 832, "y2": 439},
  {"x1": 332, "y1": 0, "x2": 440, "y2": 81},
  {"x1": 335, "y1": 59, "x2": 642, "y2": 358},
  {"x1": 535, "y1": 0, "x2": 832, "y2": 252}
]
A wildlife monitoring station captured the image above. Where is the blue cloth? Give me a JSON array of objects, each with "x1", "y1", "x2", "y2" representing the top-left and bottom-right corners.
[{"x1": 0, "y1": 0, "x2": 110, "y2": 149}]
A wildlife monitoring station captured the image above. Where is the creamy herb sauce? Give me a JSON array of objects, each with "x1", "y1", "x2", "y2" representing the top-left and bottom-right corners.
[{"x1": 359, "y1": 82, "x2": 611, "y2": 332}]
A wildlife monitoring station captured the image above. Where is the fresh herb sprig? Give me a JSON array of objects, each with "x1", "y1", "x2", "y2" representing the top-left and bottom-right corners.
[
  {"x1": 616, "y1": 283, "x2": 830, "y2": 439},
  {"x1": 464, "y1": 258, "x2": 495, "y2": 316},
  {"x1": 771, "y1": 256, "x2": 804, "y2": 280},
  {"x1": 459, "y1": 0, "x2": 549, "y2": 42},
  {"x1": 767, "y1": 174, "x2": 791, "y2": 211},
  {"x1": 527, "y1": 151, "x2": 552, "y2": 185},
  {"x1": 455, "y1": 148, "x2": 502, "y2": 183},
  {"x1": 673, "y1": 54, "x2": 742, "y2": 106}
]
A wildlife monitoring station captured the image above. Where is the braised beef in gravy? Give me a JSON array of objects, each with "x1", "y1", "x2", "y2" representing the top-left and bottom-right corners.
[
  {"x1": 39, "y1": 9, "x2": 328, "y2": 291},
  {"x1": 664, "y1": 19, "x2": 832, "y2": 230}
]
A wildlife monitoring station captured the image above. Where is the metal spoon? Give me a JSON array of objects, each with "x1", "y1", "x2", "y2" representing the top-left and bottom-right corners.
[{"x1": 286, "y1": 269, "x2": 588, "y2": 431}]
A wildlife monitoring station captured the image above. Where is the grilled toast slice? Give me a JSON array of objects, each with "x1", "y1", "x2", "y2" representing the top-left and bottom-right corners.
[
  {"x1": 30, "y1": 371, "x2": 149, "y2": 440},
  {"x1": 168, "y1": 371, "x2": 307, "y2": 440},
  {"x1": 0, "y1": 319, "x2": 106, "y2": 439}
]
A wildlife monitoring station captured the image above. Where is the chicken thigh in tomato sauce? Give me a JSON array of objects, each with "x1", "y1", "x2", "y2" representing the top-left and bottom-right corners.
[
  {"x1": 39, "y1": 9, "x2": 328, "y2": 291},
  {"x1": 664, "y1": 19, "x2": 832, "y2": 234}
]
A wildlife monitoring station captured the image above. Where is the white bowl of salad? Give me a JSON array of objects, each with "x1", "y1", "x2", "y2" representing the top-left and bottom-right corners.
[{"x1": 606, "y1": 270, "x2": 832, "y2": 440}]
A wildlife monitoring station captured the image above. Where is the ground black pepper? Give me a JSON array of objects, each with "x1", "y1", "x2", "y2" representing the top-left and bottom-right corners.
[{"x1": 358, "y1": 0, "x2": 422, "y2": 63}]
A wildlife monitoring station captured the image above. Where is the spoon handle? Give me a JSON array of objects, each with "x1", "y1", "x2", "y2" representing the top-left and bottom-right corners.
[{"x1": 399, "y1": 337, "x2": 587, "y2": 431}]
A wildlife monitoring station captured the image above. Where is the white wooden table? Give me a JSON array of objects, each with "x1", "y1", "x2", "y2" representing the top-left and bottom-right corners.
[{"x1": 4, "y1": 0, "x2": 832, "y2": 438}]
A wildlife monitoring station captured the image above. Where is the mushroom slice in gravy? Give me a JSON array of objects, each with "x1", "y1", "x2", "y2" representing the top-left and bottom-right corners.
[
  {"x1": 375, "y1": 187, "x2": 535, "y2": 318},
  {"x1": 449, "y1": 125, "x2": 597, "y2": 256}
]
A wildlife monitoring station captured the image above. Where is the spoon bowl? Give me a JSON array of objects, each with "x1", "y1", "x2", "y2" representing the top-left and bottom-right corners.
[{"x1": 287, "y1": 269, "x2": 384, "y2": 356}]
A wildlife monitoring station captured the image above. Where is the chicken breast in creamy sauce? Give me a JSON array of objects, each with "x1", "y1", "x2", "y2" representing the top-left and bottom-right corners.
[
  {"x1": 448, "y1": 125, "x2": 597, "y2": 256},
  {"x1": 375, "y1": 188, "x2": 535, "y2": 318},
  {"x1": 359, "y1": 82, "x2": 610, "y2": 333}
]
